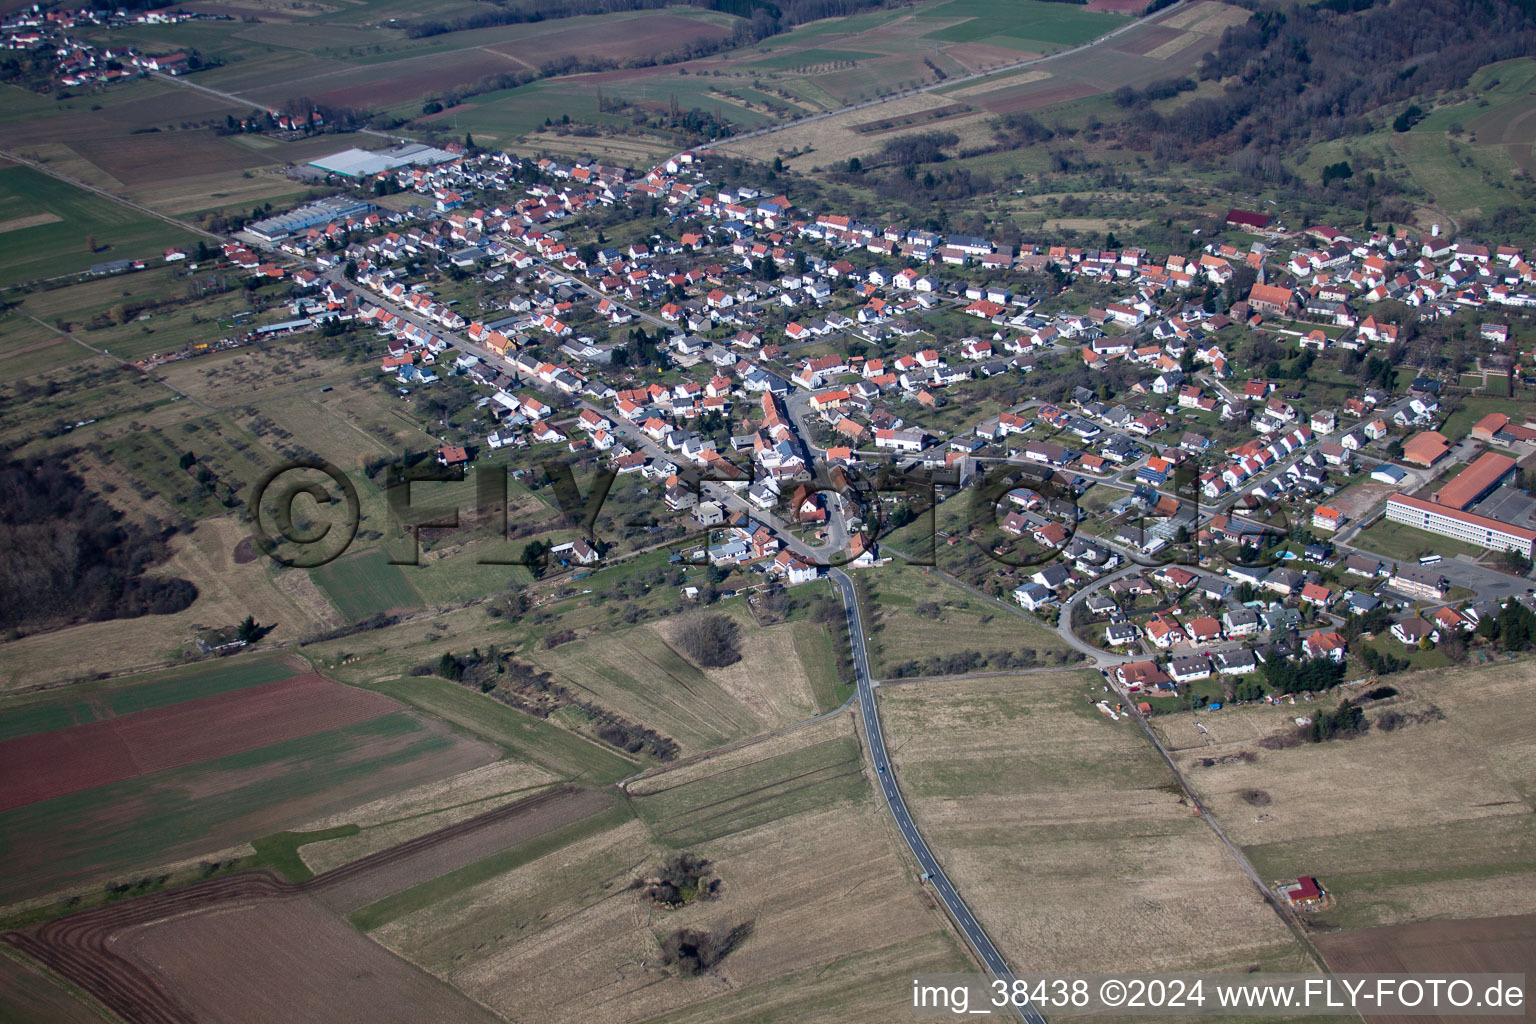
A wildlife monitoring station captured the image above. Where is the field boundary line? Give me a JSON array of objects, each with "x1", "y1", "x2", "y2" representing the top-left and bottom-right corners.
[
  {"x1": 616, "y1": 698, "x2": 853, "y2": 789},
  {"x1": 1123, "y1": 701, "x2": 1339, "y2": 977},
  {"x1": 0, "y1": 148, "x2": 220, "y2": 243}
]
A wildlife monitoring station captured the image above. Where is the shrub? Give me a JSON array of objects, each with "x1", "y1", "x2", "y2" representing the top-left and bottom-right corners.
[{"x1": 658, "y1": 920, "x2": 754, "y2": 976}]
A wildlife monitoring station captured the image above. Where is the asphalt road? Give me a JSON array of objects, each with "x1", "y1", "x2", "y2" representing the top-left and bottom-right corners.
[{"x1": 828, "y1": 566, "x2": 1045, "y2": 1024}]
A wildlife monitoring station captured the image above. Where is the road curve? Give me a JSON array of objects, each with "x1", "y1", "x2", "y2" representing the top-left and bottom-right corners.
[{"x1": 828, "y1": 567, "x2": 1045, "y2": 1024}]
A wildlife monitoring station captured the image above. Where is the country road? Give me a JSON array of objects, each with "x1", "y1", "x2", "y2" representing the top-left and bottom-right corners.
[
  {"x1": 693, "y1": 0, "x2": 1188, "y2": 156},
  {"x1": 829, "y1": 566, "x2": 1045, "y2": 1024}
]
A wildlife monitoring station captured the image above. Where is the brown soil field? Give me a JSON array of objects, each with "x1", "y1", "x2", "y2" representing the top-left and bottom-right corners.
[
  {"x1": 311, "y1": 785, "x2": 616, "y2": 913},
  {"x1": 851, "y1": 101, "x2": 971, "y2": 133},
  {"x1": 1316, "y1": 915, "x2": 1536, "y2": 1024},
  {"x1": 69, "y1": 134, "x2": 269, "y2": 188},
  {"x1": 239, "y1": 14, "x2": 734, "y2": 111},
  {"x1": 5, "y1": 786, "x2": 608, "y2": 1024},
  {"x1": 943, "y1": 42, "x2": 1042, "y2": 73},
  {"x1": 287, "y1": 52, "x2": 518, "y2": 111},
  {"x1": 0, "y1": 673, "x2": 396, "y2": 811},
  {"x1": 979, "y1": 78, "x2": 1101, "y2": 115},
  {"x1": 119, "y1": 894, "x2": 503, "y2": 1024},
  {"x1": 0, "y1": 950, "x2": 109, "y2": 1024},
  {"x1": 297, "y1": 760, "x2": 560, "y2": 874},
  {"x1": 1315, "y1": 912, "x2": 1536, "y2": 971},
  {"x1": 484, "y1": 14, "x2": 733, "y2": 67},
  {"x1": 1, "y1": 711, "x2": 499, "y2": 909},
  {"x1": 1114, "y1": 24, "x2": 1183, "y2": 55}
]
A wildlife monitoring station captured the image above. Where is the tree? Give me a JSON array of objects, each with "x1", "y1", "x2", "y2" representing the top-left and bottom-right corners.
[
  {"x1": 673, "y1": 612, "x2": 742, "y2": 667},
  {"x1": 1309, "y1": 698, "x2": 1366, "y2": 742},
  {"x1": 436, "y1": 651, "x2": 463, "y2": 681},
  {"x1": 1495, "y1": 549, "x2": 1533, "y2": 576},
  {"x1": 85, "y1": 234, "x2": 96, "y2": 253},
  {"x1": 1321, "y1": 160, "x2": 1354, "y2": 186},
  {"x1": 235, "y1": 615, "x2": 261, "y2": 643},
  {"x1": 521, "y1": 539, "x2": 548, "y2": 578},
  {"x1": 847, "y1": 156, "x2": 861, "y2": 173}
]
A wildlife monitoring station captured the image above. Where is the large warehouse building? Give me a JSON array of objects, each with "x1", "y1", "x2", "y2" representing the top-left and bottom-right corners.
[
  {"x1": 308, "y1": 143, "x2": 459, "y2": 179},
  {"x1": 246, "y1": 196, "x2": 375, "y2": 242}
]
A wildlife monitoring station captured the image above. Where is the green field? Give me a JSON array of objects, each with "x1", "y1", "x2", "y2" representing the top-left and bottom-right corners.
[
  {"x1": 311, "y1": 547, "x2": 425, "y2": 621},
  {"x1": 0, "y1": 165, "x2": 201, "y2": 289},
  {"x1": 633, "y1": 732, "x2": 868, "y2": 847},
  {"x1": 1352, "y1": 517, "x2": 1486, "y2": 564},
  {"x1": 0, "y1": 658, "x2": 300, "y2": 743},
  {"x1": 99, "y1": 413, "x2": 273, "y2": 519},
  {"x1": 0, "y1": 711, "x2": 472, "y2": 905},
  {"x1": 364, "y1": 674, "x2": 638, "y2": 783},
  {"x1": 919, "y1": 0, "x2": 1127, "y2": 49},
  {"x1": 349, "y1": 797, "x2": 632, "y2": 931}
]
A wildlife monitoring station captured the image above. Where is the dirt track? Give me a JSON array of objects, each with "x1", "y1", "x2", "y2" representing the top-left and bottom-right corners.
[{"x1": 4, "y1": 785, "x2": 608, "y2": 1024}]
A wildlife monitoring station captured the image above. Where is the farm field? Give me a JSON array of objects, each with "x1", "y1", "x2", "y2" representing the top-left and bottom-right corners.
[
  {"x1": 0, "y1": 672, "x2": 398, "y2": 811},
  {"x1": 526, "y1": 605, "x2": 822, "y2": 756},
  {"x1": 0, "y1": 308, "x2": 86, "y2": 382},
  {"x1": 879, "y1": 671, "x2": 1313, "y2": 974},
  {"x1": 311, "y1": 548, "x2": 425, "y2": 622},
  {"x1": 856, "y1": 564, "x2": 1078, "y2": 677},
  {"x1": 0, "y1": 657, "x2": 500, "y2": 907},
  {"x1": 0, "y1": 163, "x2": 202, "y2": 288},
  {"x1": 369, "y1": 712, "x2": 974, "y2": 1024},
  {"x1": 117, "y1": 893, "x2": 504, "y2": 1024},
  {"x1": 1314, "y1": 913, "x2": 1536, "y2": 979},
  {"x1": 916, "y1": 0, "x2": 1128, "y2": 51},
  {"x1": 296, "y1": 758, "x2": 562, "y2": 874},
  {"x1": 0, "y1": 656, "x2": 300, "y2": 743},
  {"x1": 0, "y1": 950, "x2": 107, "y2": 1024},
  {"x1": 1157, "y1": 661, "x2": 1536, "y2": 932},
  {"x1": 357, "y1": 673, "x2": 641, "y2": 784},
  {"x1": 0, "y1": 78, "x2": 377, "y2": 216},
  {"x1": 5, "y1": 788, "x2": 612, "y2": 1024},
  {"x1": 718, "y1": 0, "x2": 1243, "y2": 172}
]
